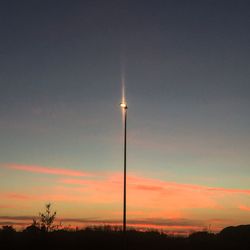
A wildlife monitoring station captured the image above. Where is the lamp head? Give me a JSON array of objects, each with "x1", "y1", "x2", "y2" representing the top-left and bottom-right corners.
[{"x1": 120, "y1": 103, "x2": 128, "y2": 109}]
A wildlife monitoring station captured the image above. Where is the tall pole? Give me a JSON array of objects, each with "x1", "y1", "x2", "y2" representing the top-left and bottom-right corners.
[
  {"x1": 123, "y1": 106, "x2": 127, "y2": 233},
  {"x1": 120, "y1": 102, "x2": 128, "y2": 249}
]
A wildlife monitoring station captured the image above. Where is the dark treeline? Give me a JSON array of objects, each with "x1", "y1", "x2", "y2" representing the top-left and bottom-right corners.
[
  {"x1": 1, "y1": 205, "x2": 250, "y2": 249},
  {"x1": 1, "y1": 224, "x2": 250, "y2": 250}
]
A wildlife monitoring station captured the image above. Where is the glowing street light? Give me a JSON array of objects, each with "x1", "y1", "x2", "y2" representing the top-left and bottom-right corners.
[{"x1": 120, "y1": 103, "x2": 127, "y2": 109}]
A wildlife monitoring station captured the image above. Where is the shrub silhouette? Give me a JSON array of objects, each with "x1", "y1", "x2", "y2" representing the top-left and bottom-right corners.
[
  {"x1": 38, "y1": 203, "x2": 56, "y2": 232},
  {"x1": 24, "y1": 219, "x2": 41, "y2": 234},
  {"x1": 1, "y1": 225, "x2": 16, "y2": 233}
]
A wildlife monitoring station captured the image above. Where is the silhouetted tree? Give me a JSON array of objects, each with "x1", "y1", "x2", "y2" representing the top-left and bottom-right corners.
[{"x1": 39, "y1": 203, "x2": 56, "y2": 232}]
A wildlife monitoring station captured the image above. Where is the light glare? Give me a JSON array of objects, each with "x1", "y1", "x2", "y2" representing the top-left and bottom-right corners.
[{"x1": 120, "y1": 103, "x2": 127, "y2": 108}]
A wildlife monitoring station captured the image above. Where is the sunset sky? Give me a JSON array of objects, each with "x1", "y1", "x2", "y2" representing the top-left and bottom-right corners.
[{"x1": 1, "y1": 0, "x2": 250, "y2": 235}]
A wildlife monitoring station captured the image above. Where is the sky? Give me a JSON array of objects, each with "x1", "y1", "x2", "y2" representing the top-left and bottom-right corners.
[{"x1": 0, "y1": 0, "x2": 250, "y2": 235}]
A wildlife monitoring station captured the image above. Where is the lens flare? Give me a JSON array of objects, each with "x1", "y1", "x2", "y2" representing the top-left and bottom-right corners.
[{"x1": 121, "y1": 65, "x2": 126, "y2": 105}]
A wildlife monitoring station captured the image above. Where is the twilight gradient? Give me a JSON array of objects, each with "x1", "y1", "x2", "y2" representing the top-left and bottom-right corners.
[{"x1": 0, "y1": 0, "x2": 250, "y2": 234}]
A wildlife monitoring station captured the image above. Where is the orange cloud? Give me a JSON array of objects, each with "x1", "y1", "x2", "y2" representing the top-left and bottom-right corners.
[
  {"x1": 3, "y1": 168, "x2": 250, "y2": 215},
  {"x1": 3, "y1": 193, "x2": 33, "y2": 200},
  {"x1": 205, "y1": 187, "x2": 250, "y2": 195},
  {"x1": 5, "y1": 163, "x2": 91, "y2": 177},
  {"x1": 239, "y1": 205, "x2": 250, "y2": 211},
  {"x1": 1, "y1": 165, "x2": 250, "y2": 233},
  {"x1": 1, "y1": 191, "x2": 85, "y2": 203},
  {"x1": 58, "y1": 172, "x2": 250, "y2": 216}
]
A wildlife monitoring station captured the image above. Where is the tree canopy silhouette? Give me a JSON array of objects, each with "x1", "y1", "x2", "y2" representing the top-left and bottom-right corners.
[{"x1": 39, "y1": 203, "x2": 56, "y2": 232}]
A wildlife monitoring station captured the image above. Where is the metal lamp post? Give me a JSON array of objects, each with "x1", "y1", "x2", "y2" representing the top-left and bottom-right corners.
[{"x1": 120, "y1": 102, "x2": 127, "y2": 234}]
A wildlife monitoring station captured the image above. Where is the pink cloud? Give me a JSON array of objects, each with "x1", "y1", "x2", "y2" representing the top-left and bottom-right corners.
[
  {"x1": 3, "y1": 169, "x2": 250, "y2": 214},
  {"x1": 4, "y1": 163, "x2": 91, "y2": 177},
  {"x1": 1, "y1": 191, "x2": 84, "y2": 203},
  {"x1": 1, "y1": 167, "x2": 250, "y2": 232},
  {"x1": 133, "y1": 184, "x2": 165, "y2": 191},
  {"x1": 206, "y1": 187, "x2": 250, "y2": 195},
  {"x1": 4, "y1": 193, "x2": 33, "y2": 200},
  {"x1": 239, "y1": 205, "x2": 250, "y2": 211},
  {"x1": 58, "y1": 173, "x2": 250, "y2": 214}
]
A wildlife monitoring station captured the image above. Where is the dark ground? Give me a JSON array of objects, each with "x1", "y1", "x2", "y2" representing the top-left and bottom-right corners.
[{"x1": 1, "y1": 224, "x2": 250, "y2": 250}]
